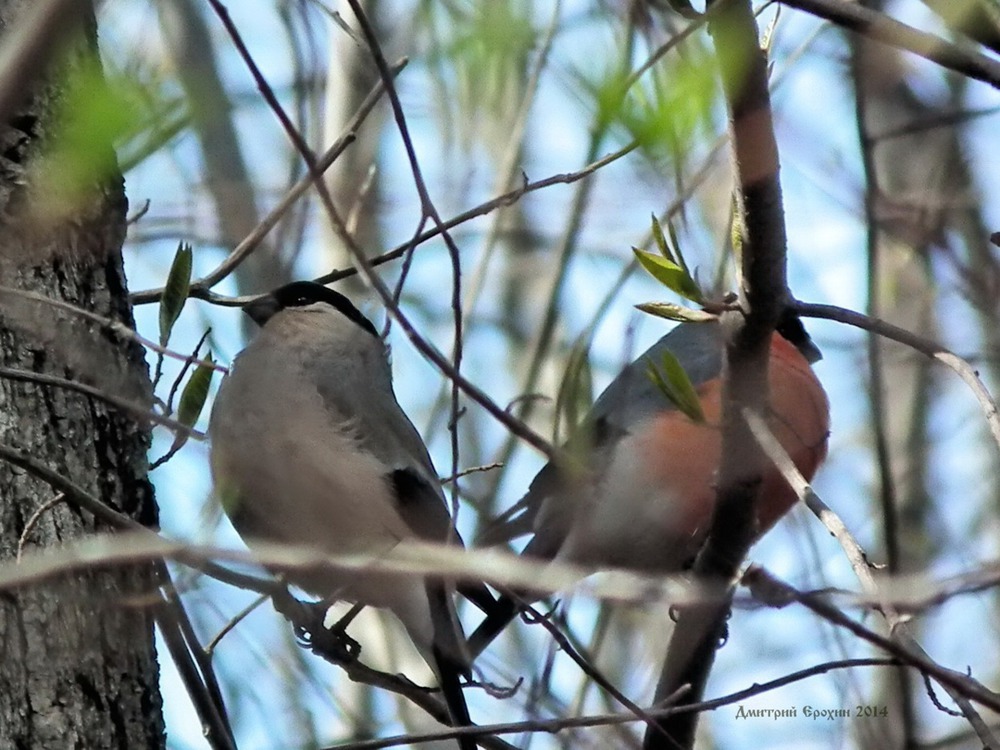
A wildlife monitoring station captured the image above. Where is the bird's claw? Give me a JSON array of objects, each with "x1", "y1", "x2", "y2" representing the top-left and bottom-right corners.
[{"x1": 274, "y1": 591, "x2": 362, "y2": 664}]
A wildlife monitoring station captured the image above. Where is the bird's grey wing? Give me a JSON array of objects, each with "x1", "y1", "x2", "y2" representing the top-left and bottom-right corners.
[
  {"x1": 332, "y1": 380, "x2": 499, "y2": 610},
  {"x1": 314, "y1": 373, "x2": 459, "y2": 544}
]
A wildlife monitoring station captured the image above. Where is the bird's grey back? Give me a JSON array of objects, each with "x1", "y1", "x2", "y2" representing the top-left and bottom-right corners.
[{"x1": 589, "y1": 321, "x2": 723, "y2": 434}]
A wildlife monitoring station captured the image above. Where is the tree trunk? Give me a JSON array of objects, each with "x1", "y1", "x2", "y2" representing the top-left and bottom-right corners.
[{"x1": 0, "y1": 3, "x2": 164, "y2": 748}]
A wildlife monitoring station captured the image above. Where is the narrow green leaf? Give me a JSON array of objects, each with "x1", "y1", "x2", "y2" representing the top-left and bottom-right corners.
[
  {"x1": 177, "y1": 354, "x2": 215, "y2": 429},
  {"x1": 633, "y1": 248, "x2": 704, "y2": 303},
  {"x1": 664, "y1": 217, "x2": 693, "y2": 279},
  {"x1": 646, "y1": 350, "x2": 705, "y2": 423},
  {"x1": 554, "y1": 343, "x2": 593, "y2": 445},
  {"x1": 651, "y1": 214, "x2": 697, "y2": 284},
  {"x1": 636, "y1": 302, "x2": 717, "y2": 323},
  {"x1": 650, "y1": 213, "x2": 675, "y2": 263},
  {"x1": 613, "y1": 39, "x2": 717, "y2": 164},
  {"x1": 159, "y1": 243, "x2": 193, "y2": 345}
]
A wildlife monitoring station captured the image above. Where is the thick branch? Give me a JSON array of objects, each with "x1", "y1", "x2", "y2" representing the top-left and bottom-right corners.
[{"x1": 644, "y1": 0, "x2": 789, "y2": 746}]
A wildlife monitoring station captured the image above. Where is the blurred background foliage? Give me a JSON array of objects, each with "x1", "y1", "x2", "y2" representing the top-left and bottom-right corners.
[{"x1": 73, "y1": 0, "x2": 1000, "y2": 747}]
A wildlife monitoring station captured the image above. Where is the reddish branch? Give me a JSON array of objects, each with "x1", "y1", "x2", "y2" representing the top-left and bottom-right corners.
[{"x1": 644, "y1": 0, "x2": 790, "y2": 746}]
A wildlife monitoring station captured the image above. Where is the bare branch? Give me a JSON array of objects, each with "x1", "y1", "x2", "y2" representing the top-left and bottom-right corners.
[
  {"x1": 203, "y1": 1, "x2": 557, "y2": 472},
  {"x1": 0, "y1": 441, "x2": 278, "y2": 595},
  {"x1": 129, "y1": 58, "x2": 408, "y2": 305},
  {"x1": 780, "y1": 0, "x2": 1000, "y2": 89},
  {"x1": 316, "y1": 140, "x2": 639, "y2": 287},
  {"x1": 0, "y1": 367, "x2": 204, "y2": 440},
  {"x1": 153, "y1": 576, "x2": 237, "y2": 750},
  {"x1": 742, "y1": 408, "x2": 1000, "y2": 748},
  {"x1": 16, "y1": 492, "x2": 65, "y2": 561},
  {"x1": 743, "y1": 567, "x2": 1000, "y2": 715},
  {"x1": 795, "y1": 301, "x2": 1000, "y2": 456},
  {"x1": 0, "y1": 286, "x2": 225, "y2": 372},
  {"x1": 322, "y1": 658, "x2": 898, "y2": 749}
]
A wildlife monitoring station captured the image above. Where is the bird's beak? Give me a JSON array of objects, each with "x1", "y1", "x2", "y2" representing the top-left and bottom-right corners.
[
  {"x1": 798, "y1": 336, "x2": 823, "y2": 364},
  {"x1": 243, "y1": 294, "x2": 281, "y2": 327}
]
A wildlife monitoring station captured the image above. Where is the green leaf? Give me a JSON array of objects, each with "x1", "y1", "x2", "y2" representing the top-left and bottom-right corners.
[
  {"x1": 633, "y1": 248, "x2": 703, "y2": 303},
  {"x1": 554, "y1": 342, "x2": 593, "y2": 445},
  {"x1": 649, "y1": 214, "x2": 697, "y2": 282},
  {"x1": 614, "y1": 43, "x2": 718, "y2": 164},
  {"x1": 636, "y1": 302, "x2": 717, "y2": 323},
  {"x1": 646, "y1": 350, "x2": 705, "y2": 424},
  {"x1": 664, "y1": 217, "x2": 693, "y2": 279},
  {"x1": 36, "y1": 58, "x2": 170, "y2": 216},
  {"x1": 650, "y1": 213, "x2": 675, "y2": 262},
  {"x1": 177, "y1": 353, "x2": 215, "y2": 429},
  {"x1": 431, "y1": 2, "x2": 537, "y2": 145},
  {"x1": 159, "y1": 243, "x2": 193, "y2": 346},
  {"x1": 583, "y1": 65, "x2": 630, "y2": 135}
]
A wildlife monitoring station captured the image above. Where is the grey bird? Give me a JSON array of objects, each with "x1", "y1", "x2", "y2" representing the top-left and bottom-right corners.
[{"x1": 208, "y1": 281, "x2": 478, "y2": 745}]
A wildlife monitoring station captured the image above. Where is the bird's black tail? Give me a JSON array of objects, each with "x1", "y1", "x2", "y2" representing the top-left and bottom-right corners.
[
  {"x1": 425, "y1": 581, "x2": 477, "y2": 749},
  {"x1": 467, "y1": 594, "x2": 520, "y2": 659},
  {"x1": 431, "y1": 645, "x2": 476, "y2": 750}
]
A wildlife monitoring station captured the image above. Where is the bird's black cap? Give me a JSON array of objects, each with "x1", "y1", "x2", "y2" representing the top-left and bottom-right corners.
[{"x1": 243, "y1": 281, "x2": 378, "y2": 338}]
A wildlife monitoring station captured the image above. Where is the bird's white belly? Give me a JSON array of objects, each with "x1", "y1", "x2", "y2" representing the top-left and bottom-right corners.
[{"x1": 557, "y1": 435, "x2": 701, "y2": 572}]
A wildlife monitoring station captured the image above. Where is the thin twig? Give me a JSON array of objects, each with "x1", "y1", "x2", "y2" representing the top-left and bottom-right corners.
[
  {"x1": 188, "y1": 140, "x2": 641, "y2": 311},
  {"x1": 742, "y1": 408, "x2": 1000, "y2": 748},
  {"x1": 850, "y1": 31, "x2": 901, "y2": 577},
  {"x1": 795, "y1": 301, "x2": 1000, "y2": 455},
  {"x1": 0, "y1": 286, "x2": 225, "y2": 372},
  {"x1": 743, "y1": 567, "x2": 1000, "y2": 715},
  {"x1": 153, "y1": 569, "x2": 237, "y2": 750},
  {"x1": 129, "y1": 57, "x2": 408, "y2": 305},
  {"x1": 779, "y1": 0, "x2": 1000, "y2": 90},
  {"x1": 206, "y1": 0, "x2": 556, "y2": 468},
  {"x1": 440, "y1": 462, "x2": 504, "y2": 485},
  {"x1": 0, "y1": 367, "x2": 205, "y2": 440},
  {"x1": 165, "y1": 329, "x2": 211, "y2": 415},
  {"x1": 16, "y1": 492, "x2": 65, "y2": 561},
  {"x1": 205, "y1": 591, "x2": 269, "y2": 654},
  {"x1": 0, "y1": 441, "x2": 280, "y2": 595},
  {"x1": 315, "y1": 140, "x2": 640, "y2": 288},
  {"x1": 324, "y1": 658, "x2": 897, "y2": 749},
  {"x1": 341, "y1": 0, "x2": 470, "y2": 526},
  {"x1": 519, "y1": 602, "x2": 668, "y2": 736}
]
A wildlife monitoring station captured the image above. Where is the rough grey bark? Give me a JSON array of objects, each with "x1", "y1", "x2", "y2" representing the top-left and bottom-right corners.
[{"x1": 0, "y1": 3, "x2": 164, "y2": 749}]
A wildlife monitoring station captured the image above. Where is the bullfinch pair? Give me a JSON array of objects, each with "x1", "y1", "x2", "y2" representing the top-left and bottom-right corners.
[{"x1": 209, "y1": 281, "x2": 830, "y2": 737}]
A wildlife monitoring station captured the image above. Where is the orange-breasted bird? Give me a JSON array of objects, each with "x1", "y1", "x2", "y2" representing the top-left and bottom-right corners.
[{"x1": 470, "y1": 312, "x2": 830, "y2": 655}]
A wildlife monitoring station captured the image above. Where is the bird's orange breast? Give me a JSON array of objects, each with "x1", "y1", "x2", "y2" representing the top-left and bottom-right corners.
[{"x1": 634, "y1": 332, "x2": 830, "y2": 546}]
